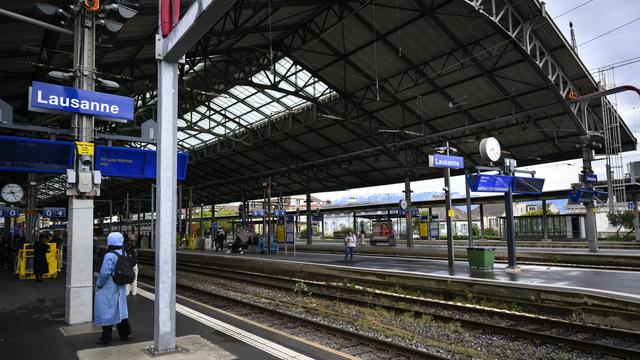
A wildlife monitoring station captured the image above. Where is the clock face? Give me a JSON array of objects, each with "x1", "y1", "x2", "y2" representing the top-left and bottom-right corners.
[
  {"x1": 1, "y1": 183, "x2": 24, "y2": 203},
  {"x1": 480, "y1": 137, "x2": 501, "y2": 163},
  {"x1": 399, "y1": 199, "x2": 408, "y2": 210}
]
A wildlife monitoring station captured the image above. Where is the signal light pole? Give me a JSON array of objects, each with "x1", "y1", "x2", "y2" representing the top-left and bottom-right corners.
[{"x1": 65, "y1": 5, "x2": 97, "y2": 325}]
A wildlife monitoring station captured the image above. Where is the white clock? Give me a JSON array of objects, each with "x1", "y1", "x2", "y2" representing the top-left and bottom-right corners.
[
  {"x1": 479, "y1": 137, "x2": 502, "y2": 163},
  {"x1": 1, "y1": 183, "x2": 24, "y2": 203},
  {"x1": 399, "y1": 199, "x2": 408, "y2": 210}
]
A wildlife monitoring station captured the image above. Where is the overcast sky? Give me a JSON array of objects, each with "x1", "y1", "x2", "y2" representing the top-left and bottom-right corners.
[{"x1": 315, "y1": 0, "x2": 640, "y2": 202}]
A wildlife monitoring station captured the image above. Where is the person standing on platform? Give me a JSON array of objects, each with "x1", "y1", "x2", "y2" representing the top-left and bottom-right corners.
[
  {"x1": 124, "y1": 238, "x2": 139, "y2": 296},
  {"x1": 344, "y1": 230, "x2": 357, "y2": 265},
  {"x1": 94, "y1": 232, "x2": 132, "y2": 345},
  {"x1": 33, "y1": 234, "x2": 49, "y2": 282},
  {"x1": 216, "y1": 228, "x2": 226, "y2": 252}
]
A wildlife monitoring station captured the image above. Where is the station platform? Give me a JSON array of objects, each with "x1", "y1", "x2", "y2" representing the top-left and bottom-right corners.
[
  {"x1": 182, "y1": 250, "x2": 640, "y2": 301},
  {"x1": 286, "y1": 242, "x2": 640, "y2": 269},
  {"x1": 0, "y1": 267, "x2": 348, "y2": 360}
]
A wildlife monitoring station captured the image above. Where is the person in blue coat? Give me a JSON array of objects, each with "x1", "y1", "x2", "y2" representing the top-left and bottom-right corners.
[{"x1": 94, "y1": 232, "x2": 132, "y2": 345}]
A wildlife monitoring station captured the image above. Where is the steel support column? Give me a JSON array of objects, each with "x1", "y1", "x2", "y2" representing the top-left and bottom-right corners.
[
  {"x1": 634, "y1": 193, "x2": 640, "y2": 242},
  {"x1": 267, "y1": 177, "x2": 272, "y2": 253},
  {"x1": 150, "y1": 185, "x2": 155, "y2": 249},
  {"x1": 306, "y1": 192, "x2": 312, "y2": 245},
  {"x1": 479, "y1": 204, "x2": 485, "y2": 239},
  {"x1": 464, "y1": 170, "x2": 473, "y2": 248},
  {"x1": 178, "y1": 186, "x2": 182, "y2": 236},
  {"x1": 444, "y1": 145, "x2": 454, "y2": 267},
  {"x1": 25, "y1": 173, "x2": 36, "y2": 243},
  {"x1": 404, "y1": 176, "x2": 413, "y2": 247},
  {"x1": 188, "y1": 189, "x2": 193, "y2": 237},
  {"x1": 504, "y1": 186, "x2": 517, "y2": 270},
  {"x1": 153, "y1": 58, "x2": 179, "y2": 353},
  {"x1": 582, "y1": 146, "x2": 598, "y2": 252},
  {"x1": 65, "y1": 8, "x2": 95, "y2": 325},
  {"x1": 352, "y1": 211, "x2": 357, "y2": 236},
  {"x1": 542, "y1": 199, "x2": 549, "y2": 241},
  {"x1": 109, "y1": 199, "x2": 113, "y2": 234}
]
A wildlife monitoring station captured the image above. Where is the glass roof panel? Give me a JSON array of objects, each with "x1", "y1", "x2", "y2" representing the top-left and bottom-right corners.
[{"x1": 180, "y1": 57, "x2": 335, "y2": 150}]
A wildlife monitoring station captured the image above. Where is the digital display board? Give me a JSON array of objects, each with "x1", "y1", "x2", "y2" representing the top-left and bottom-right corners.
[
  {"x1": 512, "y1": 177, "x2": 545, "y2": 194},
  {"x1": 95, "y1": 146, "x2": 189, "y2": 181},
  {"x1": 0, "y1": 135, "x2": 74, "y2": 173},
  {"x1": 467, "y1": 174, "x2": 513, "y2": 192}
]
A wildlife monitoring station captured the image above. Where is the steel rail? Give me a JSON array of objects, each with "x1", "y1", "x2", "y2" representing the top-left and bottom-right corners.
[
  {"x1": 138, "y1": 255, "x2": 640, "y2": 359},
  {"x1": 138, "y1": 273, "x2": 450, "y2": 360}
]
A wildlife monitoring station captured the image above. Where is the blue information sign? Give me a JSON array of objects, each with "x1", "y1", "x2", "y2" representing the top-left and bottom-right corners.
[
  {"x1": 95, "y1": 146, "x2": 188, "y2": 181},
  {"x1": 274, "y1": 210, "x2": 286, "y2": 217},
  {"x1": 42, "y1": 207, "x2": 66, "y2": 218},
  {"x1": 30, "y1": 81, "x2": 134, "y2": 121},
  {"x1": 0, "y1": 207, "x2": 20, "y2": 217},
  {"x1": 468, "y1": 174, "x2": 544, "y2": 194},
  {"x1": 569, "y1": 189, "x2": 608, "y2": 203},
  {"x1": 629, "y1": 202, "x2": 636, "y2": 210},
  {"x1": 467, "y1": 174, "x2": 513, "y2": 192},
  {"x1": 398, "y1": 208, "x2": 419, "y2": 216},
  {"x1": 0, "y1": 135, "x2": 74, "y2": 173},
  {"x1": 585, "y1": 173, "x2": 597, "y2": 182},
  {"x1": 252, "y1": 210, "x2": 265, "y2": 217},
  {"x1": 429, "y1": 154, "x2": 464, "y2": 169}
]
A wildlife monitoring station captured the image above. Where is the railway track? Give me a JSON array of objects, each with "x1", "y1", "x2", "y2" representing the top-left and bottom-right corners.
[
  {"x1": 139, "y1": 255, "x2": 640, "y2": 359},
  {"x1": 138, "y1": 273, "x2": 449, "y2": 360}
]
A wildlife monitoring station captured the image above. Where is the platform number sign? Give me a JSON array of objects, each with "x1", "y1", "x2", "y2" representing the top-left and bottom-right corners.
[
  {"x1": 628, "y1": 202, "x2": 636, "y2": 210},
  {"x1": 42, "y1": 207, "x2": 66, "y2": 218},
  {"x1": 0, "y1": 207, "x2": 20, "y2": 217}
]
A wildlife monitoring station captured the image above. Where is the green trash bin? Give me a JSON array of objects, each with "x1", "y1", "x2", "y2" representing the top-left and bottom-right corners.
[{"x1": 466, "y1": 247, "x2": 495, "y2": 270}]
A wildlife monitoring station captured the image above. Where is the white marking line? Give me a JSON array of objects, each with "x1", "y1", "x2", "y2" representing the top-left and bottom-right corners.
[{"x1": 137, "y1": 288, "x2": 314, "y2": 360}]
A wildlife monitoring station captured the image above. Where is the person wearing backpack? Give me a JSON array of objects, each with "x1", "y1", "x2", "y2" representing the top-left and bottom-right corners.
[{"x1": 94, "y1": 232, "x2": 132, "y2": 345}]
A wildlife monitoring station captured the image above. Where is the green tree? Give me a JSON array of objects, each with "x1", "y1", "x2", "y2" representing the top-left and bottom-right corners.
[
  {"x1": 472, "y1": 224, "x2": 480, "y2": 237},
  {"x1": 607, "y1": 211, "x2": 635, "y2": 237},
  {"x1": 523, "y1": 209, "x2": 559, "y2": 216}
]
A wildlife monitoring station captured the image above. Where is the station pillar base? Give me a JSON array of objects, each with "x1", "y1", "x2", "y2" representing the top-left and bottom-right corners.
[{"x1": 77, "y1": 335, "x2": 230, "y2": 360}]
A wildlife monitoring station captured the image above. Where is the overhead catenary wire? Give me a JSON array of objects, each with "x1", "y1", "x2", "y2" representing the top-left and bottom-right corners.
[
  {"x1": 552, "y1": 0, "x2": 596, "y2": 19},
  {"x1": 578, "y1": 16, "x2": 640, "y2": 47}
]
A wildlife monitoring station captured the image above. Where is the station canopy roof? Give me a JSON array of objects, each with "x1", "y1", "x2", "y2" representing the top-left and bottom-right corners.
[{"x1": 0, "y1": 0, "x2": 636, "y2": 208}]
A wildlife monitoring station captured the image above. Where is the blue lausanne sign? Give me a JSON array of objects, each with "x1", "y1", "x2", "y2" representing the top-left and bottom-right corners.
[
  {"x1": 429, "y1": 154, "x2": 464, "y2": 169},
  {"x1": 30, "y1": 81, "x2": 134, "y2": 121}
]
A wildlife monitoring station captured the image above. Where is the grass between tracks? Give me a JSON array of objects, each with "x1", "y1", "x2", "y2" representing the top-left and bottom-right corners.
[{"x1": 291, "y1": 294, "x2": 493, "y2": 359}]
